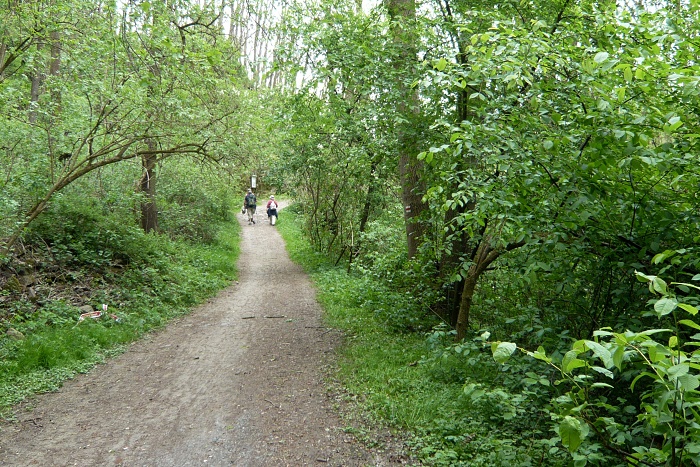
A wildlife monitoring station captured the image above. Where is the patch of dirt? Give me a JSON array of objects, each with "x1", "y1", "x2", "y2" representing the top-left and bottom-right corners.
[{"x1": 0, "y1": 206, "x2": 411, "y2": 466}]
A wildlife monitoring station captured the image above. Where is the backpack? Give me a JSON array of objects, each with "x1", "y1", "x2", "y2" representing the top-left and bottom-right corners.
[{"x1": 246, "y1": 193, "x2": 256, "y2": 206}]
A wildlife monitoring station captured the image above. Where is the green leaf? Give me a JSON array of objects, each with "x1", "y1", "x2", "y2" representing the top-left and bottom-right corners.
[
  {"x1": 664, "y1": 116, "x2": 683, "y2": 133},
  {"x1": 531, "y1": 346, "x2": 551, "y2": 363},
  {"x1": 654, "y1": 297, "x2": 677, "y2": 317},
  {"x1": 678, "y1": 374, "x2": 700, "y2": 391},
  {"x1": 678, "y1": 304, "x2": 699, "y2": 316},
  {"x1": 635, "y1": 271, "x2": 654, "y2": 282},
  {"x1": 651, "y1": 277, "x2": 668, "y2": 295},
  {"x1": 624, "y1": 66, "x2": 633, "y2": 82},
  {"x1": 652, "y1": 250, "x2": 677, "y2": 264},
  {"x1": 616, "y1": 87, "x2": 626, "y2": 102},
  {"x1": 679, "y1": 319, "x2": 700, "y2": 330},
  {"x1": 435, "y1": 57, "x2": 448, "y2": 71},
  {"x1": 463, "y1": 382, "x2": 486, "y2": 400},
  {"x1": 562, "y1": 350, "x2": 586, "y2": 373},
  {"x1": 543, "y1": 140, "x2": 554, "y2": 150},
  {"x1": 668, "y1": 363, "x2": 689, "y2": 378},
  {"x1": 584, "y1": 340, "x2": 613, "y2": 368},
  {"x1": 591, "y1": 366, "x2": 614, "y2": 379},
  {"x1": 612, "y1": 345, "x2": 625, "y2": 370},
  {"x1": 671, "y1": 282, "x2": 700, "y2": 292},
  {"x1": 594, "y1": 52, "x2": 609, "y2": 63},
  {"x1": 559, "y1": 416, "x2": 588, "y2": 452},
  {"x1": 492, "y1": 341, "x2": 517, "y2": 364}
]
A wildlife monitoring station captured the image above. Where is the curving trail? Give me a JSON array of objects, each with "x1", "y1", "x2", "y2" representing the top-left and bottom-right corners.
[{"x1": 0, "y1": 206, "x2": 402, "y2": 467}]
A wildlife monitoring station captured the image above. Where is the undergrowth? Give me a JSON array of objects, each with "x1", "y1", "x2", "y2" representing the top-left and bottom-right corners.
[
  {"x1": 0, "y1": 212, "x2": 240, "y2": 418},
  {"x1": 277, "y1": 207, "x2": 570, "y2": 466}
]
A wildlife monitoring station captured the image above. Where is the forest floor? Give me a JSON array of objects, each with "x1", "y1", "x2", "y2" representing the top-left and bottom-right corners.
[{"x1": 0, "y1": 205, "x2": 411, "y2": 467}]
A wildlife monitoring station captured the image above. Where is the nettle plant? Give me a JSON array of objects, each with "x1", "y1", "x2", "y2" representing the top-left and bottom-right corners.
[{"x1": 491, "y1": 267, "x2": 700, "y2": 466}]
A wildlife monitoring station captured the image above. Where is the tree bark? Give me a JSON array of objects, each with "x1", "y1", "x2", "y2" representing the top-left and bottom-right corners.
[
  {"x1": 386, "y1": 0, "x2": 428, "y2": 259},
  {"x1": 28, "y1": 41, "x2": 44, "y2": 123},
  {"x1": 455, "y1": 238, "x2": 526, "y2": 340},
  {"x1": 348, "y1": 161, "x2": 378, "y2": 271},
  {"x1": 0, "y1": 43, "x2": 7, "y2": 80},
  {"x1": 140, "y1": 140, "x2": 159, "y2": 233},
  {"x1": 454, "y1": 238, "x2": 498, "y2": 340}
]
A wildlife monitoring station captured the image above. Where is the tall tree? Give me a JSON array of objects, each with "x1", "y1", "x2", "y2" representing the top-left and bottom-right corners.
[
  {"x1": 386, "y1": 0, "x2": 428, "y2": 258},
  {"x1": 0, "y1": 0, "x2": 253, "y2": 252}
]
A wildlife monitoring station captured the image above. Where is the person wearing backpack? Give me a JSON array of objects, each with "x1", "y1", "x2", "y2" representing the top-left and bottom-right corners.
[
  {"x1": 266, "y1": 195, "x2": 278, "y2": 225},
  {"x1": 244, "y1": 188, "x2": 257, "y2": 224}
]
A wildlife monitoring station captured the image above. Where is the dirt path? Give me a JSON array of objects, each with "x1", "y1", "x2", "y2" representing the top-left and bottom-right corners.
[{"x1": 0, "y1": 207, "x2": 405, "y2": 467}]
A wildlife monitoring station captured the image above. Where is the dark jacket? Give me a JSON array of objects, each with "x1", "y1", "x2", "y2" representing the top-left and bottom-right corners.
[{"x1": 244, "y1": 193, "x2": 256, "y2": 207}]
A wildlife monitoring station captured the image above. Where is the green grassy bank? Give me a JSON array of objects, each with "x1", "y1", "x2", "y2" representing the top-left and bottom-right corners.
[
  {"x1": 276, "y1": 208, "x2": 569, "y2": 467},
  {"x1": 0, "y1": 219, "x2": 241, "y2": 418}
]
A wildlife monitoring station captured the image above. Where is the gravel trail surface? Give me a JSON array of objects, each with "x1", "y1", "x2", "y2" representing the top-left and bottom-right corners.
[{"x1": 0, "y1": 207, "x2": 406, "y2": 467}]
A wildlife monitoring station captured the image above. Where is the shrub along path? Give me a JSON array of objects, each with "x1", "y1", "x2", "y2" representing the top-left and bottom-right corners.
[{"x1": 0, "y1": 207, "x2": 403, "y2": 466}]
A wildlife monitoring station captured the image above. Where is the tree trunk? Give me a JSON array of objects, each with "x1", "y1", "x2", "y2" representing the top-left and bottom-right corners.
[
  {"x1": 347, "y1": 161, "x2": 378, "y2": 271},
  {"x1": 455, "y1": 272, "x2": 478, "y2": 341},
  {"x1": 0, "y1": 43, "x2": 7, "y2": 80},
  {"x1": 400, "y1": 151, "x2": 427, "y2": 259},
  {"x1": 47, "y1": 29, "x2": 62, "y2": 177},
  {"x1": 140, "y1": 141, "x2": 159, "y2": 233},
  {"x1": 454, "y1": 237, "x2": 526, "y2": 340},
  {"x1": 386, "y1": 0, "x2": 428, "y2": 259},
  {"x1": 454, "y1": 238, "x2": 498, "y2": 340},
  {"x1": 434, "y1": 0, "x2": 478, "y2": 326},
  {"x1": 28, "y1": 41, "x2": 44, "y2": 123}
]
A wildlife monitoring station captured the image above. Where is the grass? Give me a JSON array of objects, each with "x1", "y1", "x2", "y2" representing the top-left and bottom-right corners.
[
  {"x1": 277, "y1": 207, "x2": 568, "y2": 466},
  {"x1": 0, "y1": 215, "x2": 241, "y2": 419}
]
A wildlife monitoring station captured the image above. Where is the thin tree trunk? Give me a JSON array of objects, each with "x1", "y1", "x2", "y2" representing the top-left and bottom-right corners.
[
  {"x1": 140, "y1": 140, "x2": 159, "y2": 233},
  {"x1": 455, "y1": 238, "x2": 526, "y2": 340},
  {"x1": 400, "y1": 150, "x2": 427, "y2": 258},
  {"x1": 28, "y1": 41, "x2": 44, "y2": 123},
  {"x1": 218, "y1": 0, "x2": 225, "y2": 31},
  {"x1": 228, "y1": 0, "x2": 239, "y2": 43},
  {"x1": 347, "y1": 162, "x2": 378, "y2": 271},
  {"x1": 455, "y1": 273, "x2": 478, "y2": 341},
  {"x1": 0, "y1": 43, "x2": 7, "y2": 80},
  {"x1": 455, "y1": 238, "x2": 494, "y2": 340}
]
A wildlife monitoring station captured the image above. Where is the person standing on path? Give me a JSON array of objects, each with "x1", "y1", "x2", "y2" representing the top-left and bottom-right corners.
[{"x1": 244, "y1": 188, "x2": 257, "y2": 224}]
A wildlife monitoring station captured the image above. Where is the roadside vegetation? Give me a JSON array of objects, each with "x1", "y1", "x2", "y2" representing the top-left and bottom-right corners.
[
  {"x1": 3, "y1": 0, "x2": 700, "y2": 465},
  {"x1": 0, "y1": 184, "x2": 240, "y2": 419},
  {"x1": 278, "y1": 206, "x2": 570, "y2": 466},
  {"x1": 279, "y1": 200, "x2": 700, "y2": 466}
]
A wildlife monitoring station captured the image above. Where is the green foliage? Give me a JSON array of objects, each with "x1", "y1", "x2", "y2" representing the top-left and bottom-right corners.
[
  {"x1": 278, "y1": 206, "x2": 570, "y2": 465},
  {"x1": 491, "y1": 268, "x2": 700, "y2": 466},
  {"x1": 274, "y1": 1, "x2": 421, "y2": 264},
  {"x1": 420, "y1": 1, "x2": 700, "y2": 335},
  {"x1": 0, "y1": 0, "x2": 267, "y2": 250},
  {"x1": 280, "y1": 207, "x2": 438, "y2": 332},
  {"x1": 157, "y1": 162, "x2": 237, "y2": 242},
  {"x1": 0, "y1": 218, "x2": 240, "y2": 418},
  {"x1": 274, "y1": 0, "x2": 700, "y2": 465}
]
